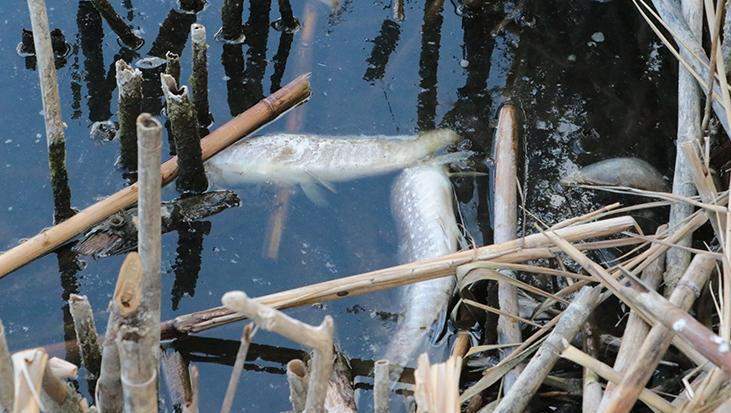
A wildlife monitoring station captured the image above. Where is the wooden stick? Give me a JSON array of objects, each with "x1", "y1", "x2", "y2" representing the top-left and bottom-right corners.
[
  {"x1": 0, "y1": 320, "x2": 13, "y2": 412},
  {"x1": 68, "y1": 294, "x2": 102, "y2": 378},
  {"x1": 27, "y1": 0, "x2": 74, "y2": 223},
  {"x1": 665, "y1": 0, "x2": 702, "y2": 296},
  {"x1": 162, "y1": 216, "x2": 636, "y2": 338},
  {"x1": 598, "y1": 253, "x2": 715, "y2": 413},
  {"x1": 95, "y1": 252, "x2": 142, "y2": 412},
  {"x1": 221, "y1": 291, "x2": 334, "y2": 413},
  {"x1": 287, "y1": 359, "x2": 308, "y2": 413},
  {"x1": 190, "y1": 23, "x2": 210, "y2": 128},
  {"x1": 492, "y1": 286, "x2": 601, "y2": 413},
  {"x1": 493, "y1": 104, "x2": 522, "y2": 391},
  {"x1": 560, "y1": 345, "x2": 674, "y2": 413},
  {"x1": 219, "y1": 323, "x2": 254, "y2": 413},
  {"x1": 0, "y1": 73, "x2": 311, "y2": 279},
  {"x1": 598, "y1": 225, "x2": 667, "y2": 409},
  {"x1": 12, "y1": 348, "x2": 48, "y2": 413},
  {"x1": 413, "y1": 354, "x2": 461, "y2": 413},
  {"x1": 373, "y1": 359, "x2": 390, "y2": 413},
  {"x1": 89, "y1": 0, "x2": 143, "y2": 48},
  {"x1": 115, "y1": 60, "x2": 143, "y2": 174}
]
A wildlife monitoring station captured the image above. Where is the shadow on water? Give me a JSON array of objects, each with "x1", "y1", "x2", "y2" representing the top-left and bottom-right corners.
[{"x1": 0, "y1": 0, "x2": 682, "y2": 410}]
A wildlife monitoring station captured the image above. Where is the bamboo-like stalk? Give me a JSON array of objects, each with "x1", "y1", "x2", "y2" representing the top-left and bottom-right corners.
[
  {"x1": 117, "y1": 326, "x2": 157, "y2": 413},
  {"x1": 665, "y1": 0, "x2": 702, "y2": 296},
  {"x1": 68, "y1": 294, "x2": 102, "y2": 378},
  {"x1": 165, "y1": 52, "x2": 181, "y2": 85},
  {"x1": 220, "y1": 0, "x2": 244, "y2": 42},
  {"x1": 560, "y1": 345, "x2": 674, "y2": 413},
  {"x1": 599, "y1": 225, "x2": 667, "y2": 409},
  {"x1": 12, "y1": 348, "x2": 48, "y2": 413},
  {"x1": 325, "y1": 352, "x2": 356, "y2": 413},
  {"x1": 599, "y1": 253, "x2": 715, "y2": 413},
  {"x1": 0, "y1": 320, "x2": 13, "y2": 412},
  {"x1": 115, "y1": 60, "x2": 143, "y2": 173},
  {"x1": 27, "y1": 0, "x2": 74, "y2": 223},
  {"x1": 161, "y1": 74, "x2": 208, "y2": 195},
  {"x1": 373, "y1": 359, "x2": 390, "y2": 413},
  {"x1": 492, "y1": 286, "x2": 601, "y2": 413},
  {"x1": 219, "y1": 323, "x2": 254, "y2": 413},
  {"x1": 96, "y1": 253, "x2": 143, "y2": 412},
  {"x1": 89, "y1": 0, "x2": 143, "y2": 48},
  {"x1": 221, "y1": 291, "x2": 334, "y2": 413},
  {"x1": 162, "y1": 216, "x2": 637, "y2": 338},
  {"x1": 190, "y1": 24, "x2": 210, "y2": 128},
  {"x1": 492, "y1": 105, "x2": 522, "y2": 390},
  {"x1": 413, "y1": 354, "x2": 461, "y2": 413},
  {"x1": 161, "y1": 350, "x2": 193, "y2": 413},
  {"x1": 287, "y1": 359, "x2": 308, "y2": 413},
  {"x1": 41, "y1": 361, "x2": 87, "y2": 413},
  {"x1": 0, "y1": 73, "x2": 311, "y2": 279}
]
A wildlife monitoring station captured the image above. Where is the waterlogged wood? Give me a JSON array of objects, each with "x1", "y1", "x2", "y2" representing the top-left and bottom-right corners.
[
  {"x1": 222, "y1": 291, "x2": 334, "y2": 413},
  {"x1": 492, "y1": 104, "x2": 522, "y2": 391},
  {"x1": 413, "y1": 355, "x2": 461, "y2": 413},
  {"x1": 0, "y1": 320, "x2": 13, "y2": 412},
  {"x1": 68, "y1": 294, "x2": 102, "y2": 378},
  {"x1": 492, "y1": 286, "x2": 601, "y2": 413},
  {"x1": 220, "y1": 323, "x2": 254, "y2": 413},
  {"x1": 598, "y1": 253, "x2": 715, "y2": 413},
  {"x1": 12, "y1": 349, "x2": 48, "y2": 413},
  {"x1": 287, "y1": 360, "x2": 308, "y2": 413},
  {"x1": 599, "y1": 226, "x2": 666, "y2": 409},
  {"x1": 161, "y1": 216, "x2": 636, "y2": 338},
  {"x1": 0, "y1": 73, "x2": 311, "y2": 278},
  {"x1": 373, "y1": 359, "x2": 390, "y2": 413}
]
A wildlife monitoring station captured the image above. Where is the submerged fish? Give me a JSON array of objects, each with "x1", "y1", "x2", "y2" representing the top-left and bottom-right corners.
[
  {"x1": 384, "y1": 165, "x2": 461, "y2": 377},
  {"x1": 205, "y1": 129, "x2": 462, "y2": 203},
  {"x1": 560, "y1": 157, "x2": 668, "y2": 192}
]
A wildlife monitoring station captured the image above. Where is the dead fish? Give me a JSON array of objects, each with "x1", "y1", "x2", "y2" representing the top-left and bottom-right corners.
[
  {"x1": 205, "y1": 129, "x2": 466, "y2": 204},
  {"x1": 74, "y1": 191, "x2": 240, "y2": 258},
  {"x1": 384, "y1": 165, "x2": 461, "y2": 378},
  {"x1": 560, "y1": 157, "x2": 668, "y2": 192}
]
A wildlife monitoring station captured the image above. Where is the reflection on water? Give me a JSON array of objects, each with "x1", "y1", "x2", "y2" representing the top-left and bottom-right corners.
[{"x1": 0, "y1": 0, "x2": 680, "y2": 410}]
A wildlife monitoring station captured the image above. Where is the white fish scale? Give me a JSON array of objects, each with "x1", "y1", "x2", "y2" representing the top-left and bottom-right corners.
[
  {"x1": 204, "y1": 130, "x2": 459, "y2": 187},
  {"x1": 385, "y1": 165, "x2": 459, "y2": 369}
]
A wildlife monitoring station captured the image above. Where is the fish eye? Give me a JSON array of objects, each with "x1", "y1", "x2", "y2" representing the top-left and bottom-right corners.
[{"x1": 110, "y1": 214, "x2": 125, "y2": 228}]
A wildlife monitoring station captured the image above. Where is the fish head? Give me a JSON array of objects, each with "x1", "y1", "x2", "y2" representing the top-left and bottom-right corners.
[{"x1": 416, "y1": 129, "x2": 461, "y2": 153}]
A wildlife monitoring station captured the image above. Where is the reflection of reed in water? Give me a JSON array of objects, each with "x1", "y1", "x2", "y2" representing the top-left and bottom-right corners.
[
  {"x1": 221, "y1": 43, "x2": 247, "y2": 116},
  {"x1": 148, "y1": 9, "x2": 196, "y2": 58},
  {"x1": 78, "y1": 1, "x2": 114, "y2": 122},
  {"x1": 363, "y1": 19, "x2": 400, "y2": 82},
  {"x1": 241, "y1": 0, "x2": 272, "y2": 110},
  {"x1": 171, "y1": 221, "x2": 211, "y2": 310},
  {"x1": 416, "y1": 0, "x2": 445, "y2": 131},
  {"x1": 270, "y1": 29, "x2": 293, "y2": 92}
]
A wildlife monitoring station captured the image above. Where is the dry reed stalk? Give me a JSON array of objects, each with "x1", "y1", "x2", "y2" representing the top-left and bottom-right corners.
[
  {"x1": 0, "y1": 73, "x2": 311, "y2": 279},
  {"x1": 324, "y1": 353, "x2": 356, "y2": 413},
  {"x1": 413, "y1": 354, "x2": 461, "y2": 413},
  {"x1": 682, "y1": 367, "x2": 726, "y2": 412},
  {"x1": 162, "y1": 216, "x2": 636, "y2": 338},
  {"x1": 68, "y1": 294, "x2": 102, "y2": 379},
  {"x1": 186, "y1": 365, "x2": 199, "y2": 413},
  {"x1": 560, "y1": 345, "x2": 675, "y2": 413},
  {"x1": 190, "y1": 23, "x2": 210, "y2": 128},
  {"x1": 492, "y1": 286, "x2": 601, "y2": 413},
  {"x1": 598, "y1": 225, "x2": 667, "y2": 409},
  {"x1": 451, "y1": 331, "x2": 471, "y2": 358},
  {"x1": 681, "y1": 141, "x2": 725, "y2": 237},
  {"x1": 27, "y1": 0, "x2": 73, "y2": 223},
  {"x1": 664, "y1": 0, "x2": 703, "y2": 296},
  {"x1": 89, "y1": 0, "x2": 143, "y2": 48},
  {"x1": 12, "y1": 348, "x2": 48, "y2": 413},
  {"x1": 115, "y1": 60, "x2": 143, "y2": 173},
  {"x1": 96, "y1": 253, "x2": 142, "y2": 412},
  {"x1": 222, "y1": 291, "x2": 334, "y2": 413},
  {"x1": 41, "y1": 361, "x2": 87, "y2": 413},
  {"x1": 117, "y1": 325, "x2": 157, "y2": 413},
  {"x1": 598, "y1": 253, "x2": 715, "y2": 413},
  {"x1": 161, "y1": 350, "x2": 193, "y2": 413},
  {"x1": 287, "y1": 359, "x2": 308, "y2": 413},
  {"x1": 492, "y1": 105, "x2": 522, "y2": 390},
  {"x1": 581, "y1": 322, "x2": 602, "y2": 413},
  {"x1": 220, "y1": 323, "x2": 254, "y2": 413},
  {"x1": 47, "y1": 358, "x2": 76, "y2": 381},
  {"x1": 0, "y1": 320, "x2": 13, "y2": 412},
  {"x1": 373, "y1": 359, "x2": 390, "y2": 413}
]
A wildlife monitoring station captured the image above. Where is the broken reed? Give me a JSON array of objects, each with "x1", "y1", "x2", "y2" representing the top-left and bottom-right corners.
[
  {"x1": 165, "y1": 51, "x2": 181, "y2": 85},
  {"x1": 115, "y1": 59, "x2": 143, "y2": 173},
  {"x1": 190, "y1": 23, "x2": 211, "y2": 129}
]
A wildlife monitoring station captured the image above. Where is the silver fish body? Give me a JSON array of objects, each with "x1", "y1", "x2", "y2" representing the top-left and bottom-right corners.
[
  {"x1": 384, "y1": 165, "x2": 460, "y2": 372},
  {"x1": 205, "y1": 129, "x2": 460, "y2": 188},
  {"x1": 560, "y1": 157, "x2": 668, "y2": 192}
]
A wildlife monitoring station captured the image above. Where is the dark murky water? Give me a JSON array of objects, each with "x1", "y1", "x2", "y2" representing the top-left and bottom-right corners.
[{"x1": 0, "y1": 0, "x2": 678, "y2": 411}]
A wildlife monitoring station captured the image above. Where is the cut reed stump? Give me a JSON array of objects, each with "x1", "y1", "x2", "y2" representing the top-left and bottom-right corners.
[
  {"x1": 222, "y1": 290, "x2": 334, "y2": 413},
  {"x1": 162, "y1": 216, "x2": 637, "y2": 338},
  {"x1": 190, "y1": 23, "x2": 211, "y2": 129},
  {"x1": 11, "y1": 348, "x2": 48, "y2": 413},
  {"x1": 89, "y1": 0, "x2": 143, "y2": 49},
  {"x1": 0, "y1": 320, "x2": 13, "y2": 412},
  {"x1": 492, "y1": 286, "x2": 601, "y2": 413},
  {"x1": 27, "y1": 0, "x2": 74, "y2": 223},
  {"x1": 115, "y1": 60, "x2": 143, "y2": 173},
  {"x1": 0, "y1": 73, "x2": 311, "y2": 279},
  {"x1": 165, "y1": 52, "x2": 181, "y2": 85},
  {"x1": 287, "y1": 359, "x2": 308, "y2": 413},
  {"x1": 373, "y1": 359, "x2": 390, "y2": 413},
  {"x1": 161, "y1": 74, "x2": 208, "y2": 195},
  {"x1": 413, "y1": 354, "x2": 461, "y2": 413},
  {"x1": 41, "y1": 359, "x2": 88, "y2": 413},
  {"x1": 68, "y1": 294, "x2": 102, "y2": 378}
]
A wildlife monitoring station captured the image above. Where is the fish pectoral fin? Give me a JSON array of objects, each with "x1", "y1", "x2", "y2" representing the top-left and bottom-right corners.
[
  {"x1": 300, "y1": 181, "x2": 329, "y2": 206},
  {"x1": 304, "y1": 170, "x2": 337, "y2": 193}
]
